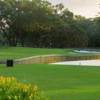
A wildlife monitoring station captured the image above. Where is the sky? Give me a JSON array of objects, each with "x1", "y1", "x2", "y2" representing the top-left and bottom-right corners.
[{"x1": 48, "y1": 0, "x2": 100, "y2": 18}]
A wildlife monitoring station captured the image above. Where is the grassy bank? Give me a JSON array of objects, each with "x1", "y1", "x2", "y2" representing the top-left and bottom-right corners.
[
  {"x1": 0, "y1": 64, "x2": 100, "y2": 100},
  {"x1": 0, "y1": 47, "x2": 98, "y2": 60},
  {"x1": 0, "y1": 47, "x2": 72, "y2": 60}
]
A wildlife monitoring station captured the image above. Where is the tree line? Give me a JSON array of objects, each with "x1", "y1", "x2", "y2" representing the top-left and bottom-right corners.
[{"x1": 0, "y1": 0, "x2": 100, "y2": 48}]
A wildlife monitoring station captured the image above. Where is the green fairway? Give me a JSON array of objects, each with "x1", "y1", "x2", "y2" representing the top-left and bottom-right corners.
[
  {"x1": 0, "y1": 47, "x2": 72, "y2": 60},
  {"x1": 0, "y1": 47, "x2": 100, "y2": 99},
  {"x1": 0, "y1": 64, "x2": 100, "y2": 100},
  {"x1": 0, "y1": 47, "x2": 97, "y2": 60}
]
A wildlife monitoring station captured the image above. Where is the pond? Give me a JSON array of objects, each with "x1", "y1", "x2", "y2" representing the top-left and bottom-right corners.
[{"x1": 52, "y1": 60, "x2": 100, "y2": 66}]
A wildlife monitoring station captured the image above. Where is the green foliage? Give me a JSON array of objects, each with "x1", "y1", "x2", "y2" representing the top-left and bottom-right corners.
[
  {"x1": 0, "y1": 76, "x2": 46, "y2": 100},
  {"x1": 91, "y1": 17, "x2": 100, "y2": 47},
  {"x1": 0, "y1": 0, "x2": 89, "y2": 48},
  {"x1": 0, "y1": 0, "x2": 99, "y2": 48}
]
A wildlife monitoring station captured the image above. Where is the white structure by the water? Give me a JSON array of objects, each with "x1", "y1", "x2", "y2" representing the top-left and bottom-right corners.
[
  {"x1": 52, "y1": 60, "x2": 100, "y2": 66},
  {"x1": 74, "y1": 50, "x2": 100, "y2": 54}
]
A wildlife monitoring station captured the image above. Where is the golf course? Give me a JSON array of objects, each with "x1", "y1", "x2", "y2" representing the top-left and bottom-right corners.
[
  {"x1": 0, "y1": 47, "x2": 100, "y2": 100},
  {"x1": 0, "y1": 0, "x2": 100, "y2": 99}
]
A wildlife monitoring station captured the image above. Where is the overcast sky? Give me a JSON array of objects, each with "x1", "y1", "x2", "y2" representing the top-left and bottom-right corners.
[{"x1": 48, "y1": 0, "x2": 100, "y2": 18}]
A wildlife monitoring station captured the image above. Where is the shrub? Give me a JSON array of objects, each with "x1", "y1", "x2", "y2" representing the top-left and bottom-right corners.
[{"x1": 0, "y1": 76, "x2": 46, "y2": 100}]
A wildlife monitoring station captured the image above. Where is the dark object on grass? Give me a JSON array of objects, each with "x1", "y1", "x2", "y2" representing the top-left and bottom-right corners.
[{"x1": 6, "y1": 59, "x2": 14, "y2": 67}]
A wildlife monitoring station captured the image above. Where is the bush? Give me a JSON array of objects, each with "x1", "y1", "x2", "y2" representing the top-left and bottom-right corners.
[{"x1": 0, "y1": 76, "x2": 46, "y2": 100}]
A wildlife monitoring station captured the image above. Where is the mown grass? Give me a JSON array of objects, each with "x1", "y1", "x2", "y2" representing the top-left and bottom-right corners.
[
  {"x1": 0, "y1": 47, "x2": 100, "y2": 99},
  {"x1": 0, "y1": 47, "x2": 97, "y2": 60},
  {"x1": 0, "y1": 47, "x2": 72, "y2": 60},
  {"x1": 0, "y1": 64, "x2": 100, "y2": 100}
]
